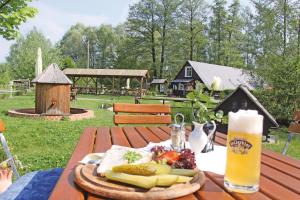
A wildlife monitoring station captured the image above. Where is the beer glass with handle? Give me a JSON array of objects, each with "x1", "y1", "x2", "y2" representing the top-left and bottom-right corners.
[{"x1": 224, "y1": 110, "x2": 263, "y2": 193}]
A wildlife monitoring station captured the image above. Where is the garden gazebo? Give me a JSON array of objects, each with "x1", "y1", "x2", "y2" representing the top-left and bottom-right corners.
[{"x1": 63, "y1": 68, "x2": 149, "y2": 96}]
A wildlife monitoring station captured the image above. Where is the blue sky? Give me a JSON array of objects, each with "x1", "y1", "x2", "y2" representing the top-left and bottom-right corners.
[{"x1": 0, "y1": 0, "x2": 249, "y2": 62}]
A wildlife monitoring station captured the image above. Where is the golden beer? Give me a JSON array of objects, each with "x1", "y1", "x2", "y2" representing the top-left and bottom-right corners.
[{"x1": 224, "y1": 110, "x2": 263, "y2": 193}]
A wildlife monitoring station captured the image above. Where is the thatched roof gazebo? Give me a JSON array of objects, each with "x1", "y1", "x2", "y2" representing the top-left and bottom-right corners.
[{"x1": 32, "y1": 63, "x2": 72, "y2": 115}]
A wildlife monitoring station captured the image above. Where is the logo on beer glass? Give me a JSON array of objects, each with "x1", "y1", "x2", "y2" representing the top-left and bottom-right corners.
[{"x1": 229, "y1": 138, "x2": 252, "y2": 155}]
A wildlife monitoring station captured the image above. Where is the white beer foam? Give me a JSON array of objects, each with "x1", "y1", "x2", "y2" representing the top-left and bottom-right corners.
[{"x1": 228, "y1": 110, "x2": 263, "y2": 134}]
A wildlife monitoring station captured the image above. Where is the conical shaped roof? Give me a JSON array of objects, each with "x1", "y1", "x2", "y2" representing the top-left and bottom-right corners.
[{"x1": 32, "y1": 63, "x2": 72, "y2": 84}]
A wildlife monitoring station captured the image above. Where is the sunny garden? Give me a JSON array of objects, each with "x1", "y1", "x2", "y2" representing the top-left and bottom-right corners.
[
  {"x1": 0, "y1": 0, "x2": 300, "y2": 199},
  {"x1": 0, "y1": 91, "x2": 299, "y2": 175}
]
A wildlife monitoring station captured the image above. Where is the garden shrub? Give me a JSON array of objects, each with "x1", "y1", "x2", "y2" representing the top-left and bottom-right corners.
[{"x1": 254, "y1": 89, "x2": 300, "y2": 125}]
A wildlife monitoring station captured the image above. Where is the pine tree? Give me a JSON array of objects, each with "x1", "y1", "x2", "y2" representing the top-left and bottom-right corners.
[
  {"x1": 179, "y1": 0, "x2": 207, "y2": 61},
  {"x1": 208, "y1": 0, "x2": 227, "y2": 65},
  {"x1": 156, "y1": 0, "x2": 182, "y2": 78},
  {"x1": 224, "y1": 0, "x2": 244, "y2": 68}
]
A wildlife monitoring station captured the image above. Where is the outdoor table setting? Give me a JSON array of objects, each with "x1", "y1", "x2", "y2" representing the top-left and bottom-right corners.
[{"x1": 49, "y1": 110, "x2": 300, "y2": 200}]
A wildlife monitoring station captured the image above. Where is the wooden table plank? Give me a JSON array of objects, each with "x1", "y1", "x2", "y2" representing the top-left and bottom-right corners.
[
  {"x1": 123, "y1": 127, "x2": 148, "y2": 148},
  {"x1": 205, "y1": 172, "x2": 272, "y2": 200},
  {"x1": 159, "y1": 126, "x2": 171, "y2": 135},
  {"x1": 88, "y1": 127, "x2": 133, "y2": 200},
  {"x1": 262, "y1": 149, "x2": 300, "y2": 169},
  {"x1": 147, "y1": 127, "x2": 170, "y2": 141},
  {"x1": 259, "y1": 176, "x2": 300, "y2": 200},
  {"x1": 261, "y1": 155, "x2": 300, "y2": 180},
  {"x1": 260, "y1": 164, "x2": 300, "y2": 194},
  {"x1": 94, "y1": 127, "x2": 112, "y2": 153},
  {"x1": 49, "y1": 127, "x2": 97, "y2": 200},
  {"x1": 110, "y1": 126, "x2": 130, "y2": 147},
  {"x1": 196, "y1": 177, "x2": 236, "y2": 200},
  {"x1": 135, "y1": 127, "x2": 161, "y2": 143}
]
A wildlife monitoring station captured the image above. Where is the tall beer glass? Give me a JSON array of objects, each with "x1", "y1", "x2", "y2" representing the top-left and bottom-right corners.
[{"x1": 224, "y1": 110, "x2": 263, "y2": 193}]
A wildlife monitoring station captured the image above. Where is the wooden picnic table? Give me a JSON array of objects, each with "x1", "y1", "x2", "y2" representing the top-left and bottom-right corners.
[{"x1": 49, "y1": 126, "x2": 300, "y2": 200}]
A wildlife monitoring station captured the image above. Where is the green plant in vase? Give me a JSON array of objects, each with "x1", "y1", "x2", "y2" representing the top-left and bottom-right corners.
[
  {"x1": 187, "y1": 79, "x2": 227, "y2": 152},
  {"x1": 187, "y1": 80, "x2": 227, "y2": 124}
]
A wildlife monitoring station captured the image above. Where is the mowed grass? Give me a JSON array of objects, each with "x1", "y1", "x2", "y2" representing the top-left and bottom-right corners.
[
  {"x1": 0, "y1": 94, "x2": 299, "y2": 175},
  {"x1": 0, "y1": 93, "x2": 118, "y2": 174}
]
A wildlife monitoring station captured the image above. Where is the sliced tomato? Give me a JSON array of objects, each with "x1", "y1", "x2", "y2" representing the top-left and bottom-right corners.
[{"x1": 156, "y1": 151, "x2": 180, "y2": 165}]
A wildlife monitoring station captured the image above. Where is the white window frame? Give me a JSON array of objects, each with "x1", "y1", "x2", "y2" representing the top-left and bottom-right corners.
[{"x1": 185, "y1": 66, "x2": 192, "y2": 77}]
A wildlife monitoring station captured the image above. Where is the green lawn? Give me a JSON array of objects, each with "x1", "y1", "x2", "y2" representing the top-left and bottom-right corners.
[{"x1": 0, "y1": 93, "x2": 299, "y2": 175}]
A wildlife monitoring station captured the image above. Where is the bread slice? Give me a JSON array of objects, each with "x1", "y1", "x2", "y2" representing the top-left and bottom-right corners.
[{"x1": 97, "y1": 145, "x2": 153, "y2": 176}]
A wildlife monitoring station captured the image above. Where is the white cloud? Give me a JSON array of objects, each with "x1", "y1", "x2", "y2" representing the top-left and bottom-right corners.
[
  {"x1": 0, "y1": 1, "x2": 109, "y2": 62},
  {"x1": 20, "y1": 2, "x2": 109, "y2": 43}
]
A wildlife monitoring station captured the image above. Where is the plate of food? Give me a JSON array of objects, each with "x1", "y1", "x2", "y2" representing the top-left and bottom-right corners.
[{"x1": 74, "y1": 145, "x2": 205, "y2": 200}]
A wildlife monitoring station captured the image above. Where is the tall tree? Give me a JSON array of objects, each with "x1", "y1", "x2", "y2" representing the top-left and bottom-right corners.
[
  {"x1": 208, "y1": 0, "x2": 227, "y2": 65},
  {"x1": 252, "y1": 0, "x2": 300, "y2": 120},
  {"x1": 224, "y1": 0, "x2": 244, "y2": 67},
  {"x1": 95, "y1": 25, "x2": 119, "y2": 68},
  {"x1": 127, "y1": 0, "x2": 159, "y2": 77},
  {"x1": 156, "y1": 0, "x2": 181, "y2": 77},
  {"x1": 179, "y1": 0, "x2": 207, "y2": 61},
  {"x1": 0, "y1": 0, "x2": 37, "y2": 40},
  {"x1": 59, "y1": 23, "x2": 87, "y2": 67},
  {"x1": 7, "y1": 28, "x2": 62, "y2": 79},
  {"x1": 241, "y1": 7, "x2": 258, "y2": 69}
]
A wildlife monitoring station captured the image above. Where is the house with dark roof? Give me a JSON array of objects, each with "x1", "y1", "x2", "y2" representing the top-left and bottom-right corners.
[
  {"x1": 214, "y1": 85, "x2": 278, "y2": 138},
  {"x1": 171, "y1": 60, "x2": 257, "y2": 96}
]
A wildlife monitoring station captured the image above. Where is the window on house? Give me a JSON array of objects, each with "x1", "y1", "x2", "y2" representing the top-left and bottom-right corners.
[
  {"x1": 178, "y1": 83, "x2": 185, "y2": 91},
  {"x1": 173, "y1": 84, "x2": 177, "y2": 90},
  {"x1": 185, "y1": 66, "x2": 192, "y2": 77}
]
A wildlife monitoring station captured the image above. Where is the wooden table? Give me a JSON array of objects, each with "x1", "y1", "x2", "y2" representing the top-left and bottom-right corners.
[{"x1": 49, "y1": 127, "x2": 300, "y2": 200}]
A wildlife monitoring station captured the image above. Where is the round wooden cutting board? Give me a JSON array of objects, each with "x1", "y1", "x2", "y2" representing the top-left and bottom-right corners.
[{"x1": 74, "y1": 164, "x2": 205, "y2": 200}]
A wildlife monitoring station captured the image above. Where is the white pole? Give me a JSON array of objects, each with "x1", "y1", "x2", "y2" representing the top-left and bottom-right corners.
[
  {"x1": 87, "y1": 40, "x2": 90, "y2": 68},
  {"x1": 36, "y1": 47, "x2": 43, "y2": 78},
  {"x1": 9, "y1": 81, "x2": 13, "y2": 98},
  {"x1": 126, "y1": 78, "x2": 130, "y2": 89}
]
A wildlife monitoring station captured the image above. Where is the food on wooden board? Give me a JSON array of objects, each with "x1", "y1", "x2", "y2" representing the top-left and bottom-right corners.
[
  {"x1": 97, "y1": 144, "x2": 198, "y2": 190},
  {"x1": 104, "y1": 170, "x2": 157, "y2": 189},
  {"x1": 112, "y1": 164, "x2": 156, "y2": 176},
  {"x1": 151, "y1": 146, "x2": 197, "y2": 169},
  {"x1": 123, "y1": 151, "x2": 142, "y2": 164},
  {"x1": 97, "y1": 146, "x2": 153, "y2": 175},
  {"x1": 104, "y1": 170, "x2": 193, "y2": 189},
  {"x1": 170, "y1": 168, "x2": 197, "y2": 177},
  {"x1": 176, "y1": 175, "x2": 193, "y2": 183},
  {"x1": 142, "y1": 163, "x2": 172, "y2": 174},
  {"x1": 154, "y1": 174, "x2": 178, "y2": 186},
  {"x1": 173, "y1": 149, "x2": 196, "y2": 169},
  {"x1": 156, "y1": 151, "x2": 180, "y2": 165}
]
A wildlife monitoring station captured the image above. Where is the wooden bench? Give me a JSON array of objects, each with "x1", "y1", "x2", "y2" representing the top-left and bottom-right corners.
[
  {"x1": 282, "y1": 111, "x2": 300, "y2": 155},
  {"x1": 113, "y1": 103, "x2": 172, "y2": 126}
]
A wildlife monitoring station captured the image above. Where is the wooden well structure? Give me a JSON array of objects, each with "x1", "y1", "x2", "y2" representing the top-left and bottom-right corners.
[{"x1": 32, "y1": 63, "x2": 72, "y2": 115}]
